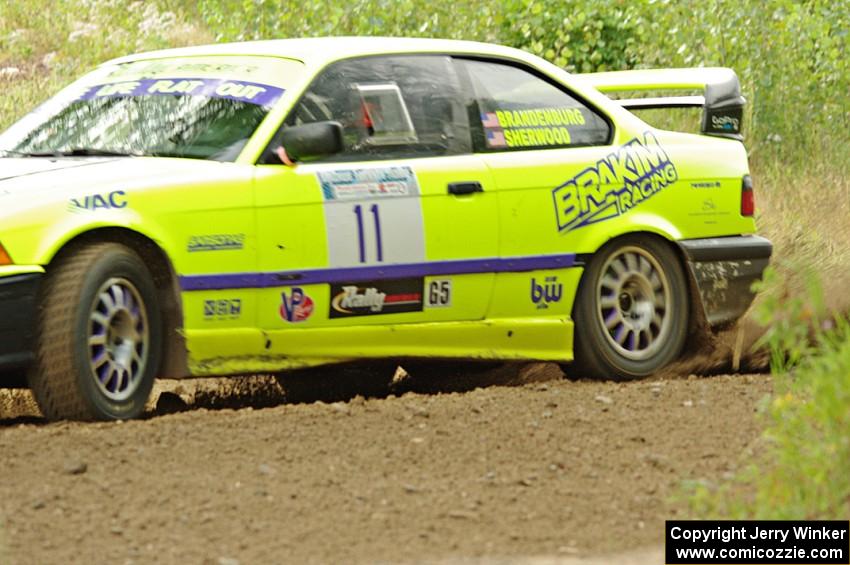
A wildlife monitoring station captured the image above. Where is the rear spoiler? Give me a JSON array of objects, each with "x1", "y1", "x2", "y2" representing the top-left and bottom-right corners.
[{"x1": 578, "y1": 68, "x2": 745, "y2": 141}]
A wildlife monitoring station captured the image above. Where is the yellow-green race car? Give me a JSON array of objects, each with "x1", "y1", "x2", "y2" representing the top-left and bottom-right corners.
[{"x1": 0, "y1": 38, "x2": 771, "y2": 420}]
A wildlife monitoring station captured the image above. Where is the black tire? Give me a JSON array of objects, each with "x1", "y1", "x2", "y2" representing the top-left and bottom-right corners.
[
  {"x1": 28, "y1": 243, "x2": 162, "y2": 420},
  {"x1": 570, "y1": 236, "x2": 688, "y2": 380}
]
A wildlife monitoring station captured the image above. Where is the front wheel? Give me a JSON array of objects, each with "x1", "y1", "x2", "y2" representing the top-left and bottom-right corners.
[
  {"x1": 570, "y1": 236, "x2": 689, "y2": 380},
  {"x1": 28, "y1": 243, "x2": 162, "y2": 420}
]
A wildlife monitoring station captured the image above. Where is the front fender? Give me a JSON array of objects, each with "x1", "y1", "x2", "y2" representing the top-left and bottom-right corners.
[{"x1": 3, "y1": 198, "x2": 177, "y2": 268}]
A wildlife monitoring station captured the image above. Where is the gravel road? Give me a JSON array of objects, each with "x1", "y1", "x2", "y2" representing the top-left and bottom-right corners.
[{"x1": 0, "y1": 361, "x2": 771, "y2": 564}]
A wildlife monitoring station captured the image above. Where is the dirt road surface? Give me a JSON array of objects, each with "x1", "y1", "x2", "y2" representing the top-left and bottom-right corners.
[{"x1": 0, "y1": 363, "x2": 771, "y2": 564}]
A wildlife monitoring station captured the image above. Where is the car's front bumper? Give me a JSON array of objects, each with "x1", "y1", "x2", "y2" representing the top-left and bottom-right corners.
[
  {"x1": 0, "y1": 270, "x2": 43, "y2": 374},
  {"x1": 678, "y1": 235, "x2": 773, "y2": 327}
]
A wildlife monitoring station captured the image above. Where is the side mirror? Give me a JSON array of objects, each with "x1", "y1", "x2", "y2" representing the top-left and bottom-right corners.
[{"x1": 279, "y1": 121, "x2": 344, "y2": 162}]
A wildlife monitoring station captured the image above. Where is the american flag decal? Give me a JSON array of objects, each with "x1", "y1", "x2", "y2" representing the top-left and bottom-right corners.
[
  {"x1": 481, "y1": 112, "x2": 501, "y2": 128},
  {"x1": 486, "y1": 129, "x2": 507, "y2": 147}
]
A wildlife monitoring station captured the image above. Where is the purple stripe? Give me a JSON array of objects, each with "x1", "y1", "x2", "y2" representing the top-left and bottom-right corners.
[{"x1": 179, "y1": 254, "x2": 578, "y2": 291}]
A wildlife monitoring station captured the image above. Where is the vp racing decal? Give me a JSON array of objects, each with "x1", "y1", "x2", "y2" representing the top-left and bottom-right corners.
[
  {"x1": 329, "y1": 278, "x2": 424, "y2": 318},
  {"x1": 280, "y1": 287, "x2": 314, "y2": 323},
  {"x1": 552, "y1": 131, "x2": 678, "y2": 233}
]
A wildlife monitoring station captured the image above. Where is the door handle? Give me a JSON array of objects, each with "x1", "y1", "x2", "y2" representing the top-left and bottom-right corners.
[{"x1": 448, "y1": 181, "x2": 484, "y2": 195}]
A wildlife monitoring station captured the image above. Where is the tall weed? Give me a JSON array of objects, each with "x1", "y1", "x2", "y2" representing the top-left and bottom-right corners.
[{"x1": 689, "y1": 291, "x2": 850, "y2": 518}]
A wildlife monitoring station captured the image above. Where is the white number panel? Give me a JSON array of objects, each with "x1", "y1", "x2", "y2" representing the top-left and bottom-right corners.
[{"x1": 318, "y1": 166, "x2": 426, "y2": 268}]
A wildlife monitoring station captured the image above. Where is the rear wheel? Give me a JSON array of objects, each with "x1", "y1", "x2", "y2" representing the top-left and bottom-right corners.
[
  {"x1": 28, "y1": 243, "x2": 162, "y2": 420},
  {"x1": 570, "y1": 236, "x2": 688, "y2": 380}
]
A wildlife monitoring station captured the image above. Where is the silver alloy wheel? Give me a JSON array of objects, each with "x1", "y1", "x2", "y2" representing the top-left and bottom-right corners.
[
  {"x1": 87, "y1": 277, "x2": 149, "y2": 402},
  {"x1": 596, "y1": 246, "x2": 672, "y2": 361}
]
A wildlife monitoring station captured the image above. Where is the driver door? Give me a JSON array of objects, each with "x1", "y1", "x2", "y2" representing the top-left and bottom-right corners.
[{"x1": 253, "y1": 54, "x2": 499, "y2": 340}]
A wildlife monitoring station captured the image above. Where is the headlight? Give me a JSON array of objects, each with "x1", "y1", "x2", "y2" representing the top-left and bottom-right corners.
[{"x1": 0, "y1": 242, "x2": 13, "y2": 265}]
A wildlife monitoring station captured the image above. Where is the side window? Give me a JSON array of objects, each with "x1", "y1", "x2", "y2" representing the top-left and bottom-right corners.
[
  {"x1": 279, "y1": 55, "x2": 470, "y2": 161},
  {"x1": 459, "y1": 59, "x2": 611, "y2": 151}
]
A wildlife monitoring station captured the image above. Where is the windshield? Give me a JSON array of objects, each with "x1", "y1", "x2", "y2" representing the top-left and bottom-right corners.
[{"x1": 0, "y1": 56, "x2": 302, "y2": 162}]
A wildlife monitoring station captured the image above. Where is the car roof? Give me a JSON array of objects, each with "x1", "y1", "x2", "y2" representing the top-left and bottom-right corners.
[
  {"x1": 107, "y1": 37, "x2": 532, "y2": 68},
  {"x1": 103, "y1": 36, "x2": 638, "y2": 133}
]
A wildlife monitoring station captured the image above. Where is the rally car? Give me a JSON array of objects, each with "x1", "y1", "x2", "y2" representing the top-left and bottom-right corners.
[{"x1": 0, "y1": 37, "x2": 772, "y2": 420}]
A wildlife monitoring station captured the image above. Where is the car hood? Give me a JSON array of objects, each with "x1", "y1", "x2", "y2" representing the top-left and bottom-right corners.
[
  {"x1": 0, "y1": 157, "x2": 109, "y2": 185},
  {"x1": 0, "y1": 156, "x2": 240, "y2": 217}
]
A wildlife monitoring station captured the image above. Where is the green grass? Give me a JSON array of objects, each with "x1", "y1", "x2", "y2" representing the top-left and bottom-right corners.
[{"x1": 0, "y1": 0, "x2": 208, "y2": 131}]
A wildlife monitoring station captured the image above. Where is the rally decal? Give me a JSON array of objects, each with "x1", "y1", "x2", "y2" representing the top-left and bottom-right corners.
[
  {"x1": 329, "y1": 278, "x2": 424, "y2": 318},
  {"x1": 317, "y1": 166, "x2": 419, "y2": 201},
  {"x1": 78, "y1": 78, "x2": 284, "y2": 107},
  {"x1": 481, "y1": 107, "x2": 587, "y2": 149},
  {"x1": 318, "y1": 166, "x2": 425, "y2": 269},
  {"x1": 425, "y1": 279, "x2": 452, "y2": 308},
  {"x1": 187, "y1": 234, "x2": 246, "y2": 253},
  {"x1": 530, "y1": 276, "x2": 563, "y2": 310},
  {"x1": 203, "y1": 298, "x2": 242, "y2": 321},
  {"x1": 104, "y1": 60, "x2": 264, "y2": 80},
  {"x1": 551, "y1": 131, "x2": 678, "y2": 233},
  {"x1": 69, "y1": 190, "x2": 127, "y2": 211}
]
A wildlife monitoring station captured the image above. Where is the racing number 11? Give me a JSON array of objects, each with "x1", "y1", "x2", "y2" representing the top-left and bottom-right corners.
[{"x1": 353, "y1": 203, "x2": 383, "y2": 263}]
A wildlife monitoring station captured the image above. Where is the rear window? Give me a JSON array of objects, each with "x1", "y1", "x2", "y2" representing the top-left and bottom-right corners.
[{"x1": 460, "y1": 59, "x2": 611, "y2": 151}]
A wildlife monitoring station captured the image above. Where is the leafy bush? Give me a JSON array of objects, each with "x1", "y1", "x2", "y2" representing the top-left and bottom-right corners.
[
  {"x1": 498, "y1": 0, "x2": 647, "y2": 73},
  {"x1": 197, "y1": 0, "x2": 501, "y2": 43},
  {"x1": 198, "y1": 0, "x2": 648, "y2": 73},
  {"x1": 633, "y1": 0, "x2": 850, "y2": 165},
  {"x1": 197, "y1": 0, "x2": 850, "y2": 167}
]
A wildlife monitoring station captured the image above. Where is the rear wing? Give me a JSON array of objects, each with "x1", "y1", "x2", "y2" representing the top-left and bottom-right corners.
[{"x1": 578, "y1": 68, "x2": 745, "y2": 141}]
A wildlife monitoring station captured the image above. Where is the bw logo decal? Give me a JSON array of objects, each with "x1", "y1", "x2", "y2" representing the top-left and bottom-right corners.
[
  {"x1": 552, "y1": 132, "x2": 678, "y2": 233},
  {"x1": 531, "y1": 276, "x2": 562, "y2": 309}
]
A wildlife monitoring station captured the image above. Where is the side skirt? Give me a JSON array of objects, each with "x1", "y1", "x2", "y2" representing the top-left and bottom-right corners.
[{"x1": 184, "y1": 317, "x2": 574, "y2": 376}]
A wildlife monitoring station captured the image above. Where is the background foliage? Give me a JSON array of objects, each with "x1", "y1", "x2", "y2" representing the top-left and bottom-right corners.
[
  {"x1": 195, "y1": 0, "x2": 850, "y2": 164},
  {"x1": 689, "y1": 282, "x2": 850, "y2": 519},
  {"x1": 4, "y1": 0, "x2": 848, "y2": 166},
  {"x1": 0, "y1": 0, "x2": 209, "y2": 133}
]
